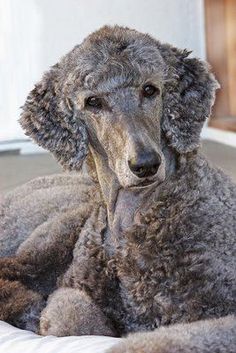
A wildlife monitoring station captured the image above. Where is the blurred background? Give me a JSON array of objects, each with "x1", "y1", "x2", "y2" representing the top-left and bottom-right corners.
[{"x1": 0, "y1": 0, "x2": 235, "y2": 193}]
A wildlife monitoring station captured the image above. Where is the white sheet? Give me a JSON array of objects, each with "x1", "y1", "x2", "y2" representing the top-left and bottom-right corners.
[{"x1": 0, "y1": 321, "x2": 120, "y2": 353}]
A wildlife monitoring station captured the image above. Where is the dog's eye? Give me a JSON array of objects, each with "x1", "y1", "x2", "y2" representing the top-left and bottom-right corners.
[
  {"x1": 85, "y1": 96, "x2": 103, "y2": 109},
  {"x1": 142, "y1": 84, "x2": 160, "y2": 98}
]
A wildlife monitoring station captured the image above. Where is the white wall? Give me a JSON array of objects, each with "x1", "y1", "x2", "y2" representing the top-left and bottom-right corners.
[{"x1": 0, "y1": 0, "x2": 205, "y2": 142}]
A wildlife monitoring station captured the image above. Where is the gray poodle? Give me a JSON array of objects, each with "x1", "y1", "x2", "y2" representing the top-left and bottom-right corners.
[{"x1": 0, "y1": 26, "x2": 235, "y2": 352}]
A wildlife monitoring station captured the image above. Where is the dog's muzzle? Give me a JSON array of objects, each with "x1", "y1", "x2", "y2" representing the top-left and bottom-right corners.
[{"x1": 128, "y1": 151, "x2": 161, "y2": 178}]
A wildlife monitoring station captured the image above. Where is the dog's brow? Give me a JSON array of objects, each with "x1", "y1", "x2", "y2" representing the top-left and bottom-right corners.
[{"x1": 83, "y1": 71, "x2": 163, "y2": 94}]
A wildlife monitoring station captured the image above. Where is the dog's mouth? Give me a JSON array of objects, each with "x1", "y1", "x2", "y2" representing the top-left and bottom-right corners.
[{"x1": 129, "y1": 178, "x2": 160, "y2": 190}]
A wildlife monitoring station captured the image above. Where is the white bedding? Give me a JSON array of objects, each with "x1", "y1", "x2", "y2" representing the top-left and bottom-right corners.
[{"x1": 0, "y1": 321, "x2": 120, "y2": 353}]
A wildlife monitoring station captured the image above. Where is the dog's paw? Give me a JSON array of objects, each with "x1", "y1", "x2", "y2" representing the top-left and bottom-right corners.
[
  {"x1": 107, "y1": 340, "x2": 160, "y2": 353},
  {"x1": 40, "y1": 287, "x2": 116, "y2": 337},
  {"x1": 106, "y1": 330, "x2": 186, "y2": 353},
  {"x1": 107, "y1": 339, "x2": 158, "y2": 353},
  {"x1": 107, "y1": 335, "x2": 163, "y2": 353},
  {"x1": 107, "y1": 316, "x2": 236, "y2": 353}
]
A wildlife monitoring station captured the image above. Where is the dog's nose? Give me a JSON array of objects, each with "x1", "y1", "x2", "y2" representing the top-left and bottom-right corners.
[{"x1": 128, "y1": 151, "x2": 161, "y2": 178}]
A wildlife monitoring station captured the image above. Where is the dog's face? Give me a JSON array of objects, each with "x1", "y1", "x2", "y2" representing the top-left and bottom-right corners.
[
  {"x1": 20, "y1": 26, "x2": 218, "y2": 188},
  {"x1": 81, "y1": 79, "x2": 165, "y2": 188},
  {"x1": 73, "y1": 38, "x2": 166, "y2": 188}
]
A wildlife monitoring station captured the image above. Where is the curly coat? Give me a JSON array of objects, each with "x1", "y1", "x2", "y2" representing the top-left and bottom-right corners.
[{"x1": 0, "y1": 26, "x2": 235, "y2": 352}]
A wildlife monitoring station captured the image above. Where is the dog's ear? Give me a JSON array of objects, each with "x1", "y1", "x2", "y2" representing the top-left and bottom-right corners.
[
  {"x1": 159, "y1": 45, "x2": 219, "y2": 153},
  {"x1": 19, "y1": 64, "x2": 88, "y2": 170}
]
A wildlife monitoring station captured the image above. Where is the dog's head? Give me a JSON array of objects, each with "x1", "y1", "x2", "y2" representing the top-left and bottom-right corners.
[{"x1": 20, "y1": 26, "x2": 219, "y2": 188}]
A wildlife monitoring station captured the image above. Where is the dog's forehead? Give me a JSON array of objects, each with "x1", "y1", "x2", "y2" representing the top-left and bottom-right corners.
[
  {"x1": 82, "y1": 60, "x2": 164, "y2": 93},
  {"x1": 72, "y1": 28, "x2": 165, "y2": 91}
]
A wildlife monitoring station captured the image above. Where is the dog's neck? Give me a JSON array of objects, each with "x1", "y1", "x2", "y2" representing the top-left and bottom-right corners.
[
  {"x1": 87, "y1": 141, "x2": 177, "y2": 236},
  {"x1": 88, "y1": 148, "x2": 143, "y2": 234}
]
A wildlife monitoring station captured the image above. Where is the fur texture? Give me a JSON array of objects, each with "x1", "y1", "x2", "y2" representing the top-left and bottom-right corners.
[{"x1": 0, "y1": 26, "x2": 235, "y2": 352}]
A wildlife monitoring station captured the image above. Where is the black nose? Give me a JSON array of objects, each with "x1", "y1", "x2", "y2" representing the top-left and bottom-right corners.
[{"x1": 128, "y1": 151, "x2": 161, "y2": 178}]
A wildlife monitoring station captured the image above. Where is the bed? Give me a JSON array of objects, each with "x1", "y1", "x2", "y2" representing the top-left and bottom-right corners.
[{"x1": 0, "y1": 321, "x2": 120, "y2": 353}]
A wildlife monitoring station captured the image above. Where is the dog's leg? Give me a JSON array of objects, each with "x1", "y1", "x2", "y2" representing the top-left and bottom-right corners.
[
  {"x1": 40, "y1": 287, "x2": 116, "y2": 336},
  {"x1": 16, "y1": 208, "x2": 88, "y2": 270},
  {"x1": 107, "y1": 315, "x2": 236, "y2": 353}
]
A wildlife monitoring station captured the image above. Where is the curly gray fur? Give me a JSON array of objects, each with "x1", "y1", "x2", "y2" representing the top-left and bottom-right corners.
[{"x1": 0, "y1": 26, "x2": 235, "y2": 352}]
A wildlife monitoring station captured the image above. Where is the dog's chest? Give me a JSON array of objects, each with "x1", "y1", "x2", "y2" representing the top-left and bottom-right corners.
[
  {"x1": 100, "y1": 222, "x2": 217, "y2": 334},
  {"x1": 68, "y1": 207, "x2": 223, "y2": 335}
]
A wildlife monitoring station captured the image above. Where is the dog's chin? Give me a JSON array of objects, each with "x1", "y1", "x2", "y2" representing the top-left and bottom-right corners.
[
  {"x1": 117, "y1": 168, "x2": 166, "y2": 190},
  {"x1": 129, "y1": 179, "x2": 161, "y2": 190},
  {"x1": 122, "y1": 176, "x2": 165, "y2": 190}
]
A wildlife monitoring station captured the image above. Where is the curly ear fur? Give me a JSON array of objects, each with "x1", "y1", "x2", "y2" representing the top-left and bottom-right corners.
[
  {"x1": 160, "y1": 45, "x2": 219, "y2": 153},
  {"x1": 19, "y1": 64, "x2": 88, "y2": 170}
]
